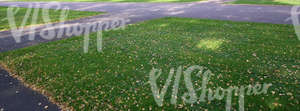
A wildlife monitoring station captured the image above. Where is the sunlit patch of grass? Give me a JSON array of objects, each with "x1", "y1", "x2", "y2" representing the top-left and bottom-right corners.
[
  {"x1": 159, "y1": 23, "x2": 169, "y2": 27},
  {"x1": 266, "y1": 97, "x2": 282, "y2": 110},
  {"x1": 197, "y1": 39, "x2": 224, "y2": 50},
  {"x1": 0, "y1": 17, "x2": 299, "y2": 110}
]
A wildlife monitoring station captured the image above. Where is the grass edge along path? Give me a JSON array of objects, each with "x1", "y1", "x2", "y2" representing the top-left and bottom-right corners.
[
  {"x1": 0, "y1": 63, "x2": 74, "y2": 110},
  {"x1": 0, "y1": 17, "x2": 299, "y2": 110}
]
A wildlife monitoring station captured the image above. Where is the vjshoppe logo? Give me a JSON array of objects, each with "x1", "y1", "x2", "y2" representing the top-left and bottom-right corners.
[
  {"x1": 290, "y1": 6, "x2": 300, "y2": 40},
  {"x1": 6, "y1": 2, "x2": 130, "y2": 53},
  {"x1": 149, "y1": 65, "x2": 272, "y2": 111},
  {"x1": 7, "y1": 2, "x2": 69, "y2": 42}
]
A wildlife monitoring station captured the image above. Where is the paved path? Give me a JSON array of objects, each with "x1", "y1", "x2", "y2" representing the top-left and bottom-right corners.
[
  {"x1": 0, "y1": 0, "x2": 294, "y2": 24},
  {"x1": 0, "y1": 68, "x2": 60, "y2": 111},
  {"x1": 0, "y1": 0, "x2": 295, "y2": 52},
  {"x1": 0, "y1": 0, "x2": 296, "y2": 110}
]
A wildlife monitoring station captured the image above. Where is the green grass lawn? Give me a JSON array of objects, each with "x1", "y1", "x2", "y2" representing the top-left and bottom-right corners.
[
  {"x1": 0, "y1": 17, "x2": 299, "y2": 110},
  {"x1": 8, "y1": 0, "x2": 203, "y2": 2},
  {"x1": 232, "y1": 0, "x2": 300, "y2": 5},
  {"x1": 0, "y1": 6, "x2": 103, "y2": 31}
]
